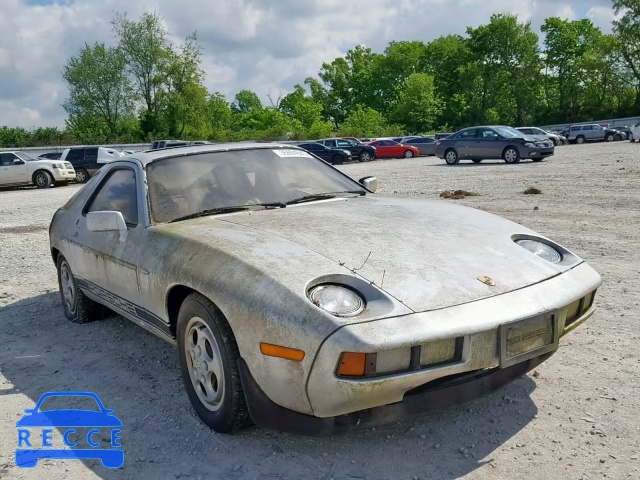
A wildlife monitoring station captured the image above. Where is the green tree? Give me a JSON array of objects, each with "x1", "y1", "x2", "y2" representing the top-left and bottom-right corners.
[
  {"x1": 280, "y1": 84, "x2": 324, "y2": 129},
  {"x1": 62, "y1": 43, "x2": 135, "y2": 141},
  {"x1": 612, "y1": 0, "x2": 640, "y2": 107},
  {"x1": 231, "y1": 90, "x2": 263, "y2": 114},
  {"x1": 338, "y1": 106, "x2": 387, "y2": 137},
  {"x1": 391, "y1": 73, "x2": 442, "y2": 133},
  {"x1": 112, "y1": 12, "x2": 173, "y2": 137},
  {"x1": 466, "y1": 14, "x2": 542, "y2": 125}
]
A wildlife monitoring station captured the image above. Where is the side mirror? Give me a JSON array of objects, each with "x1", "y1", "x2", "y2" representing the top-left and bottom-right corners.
[
  {"x1": 13, "y1": 159, "x2": 24, "y2": 165},
  {"x1": 86, "y1": 211, "x2": 128, "y2": 242},
  {"x1": 359, "y1": 176, "x2": 378, "y2": 193}
]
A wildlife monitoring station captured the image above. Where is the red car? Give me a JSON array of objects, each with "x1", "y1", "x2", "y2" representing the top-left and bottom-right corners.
[{"x1": 364, "y1": 140, "x2": 420, "y2": 158}]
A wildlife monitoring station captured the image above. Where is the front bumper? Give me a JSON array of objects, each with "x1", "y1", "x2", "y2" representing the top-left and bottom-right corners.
[
  {"x1": 306, "y1": 262, "x2": 600, "y2": 418},
  {"x1": 239, "y1": 352, "x2": 552, "y2": 435},
  {"x1": 52, "y1": 169, "x2": 76, "y2": 181},
  {"x1": 523, "y1": 147, "x2": 554, "y2": 159}
]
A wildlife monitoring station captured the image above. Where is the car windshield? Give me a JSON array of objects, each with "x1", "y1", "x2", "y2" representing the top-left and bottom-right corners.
[
  {"x1": 15, "y1": 152, "x2": 39, "y2": 162},
  {"x1": 147, "y1": 148, "x2": 366, "y2": 223},
  {"x1": 494, "y1": 126, "x2": 523, "y2": 138}
]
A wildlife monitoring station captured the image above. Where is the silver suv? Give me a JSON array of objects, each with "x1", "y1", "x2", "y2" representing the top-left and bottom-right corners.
[{"x1": 566, "y1": 124, "x2": 613, "y2": 144}]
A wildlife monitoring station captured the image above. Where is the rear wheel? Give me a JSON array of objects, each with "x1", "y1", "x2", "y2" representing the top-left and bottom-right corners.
[
  {"x1": 606, "y1": 134, "x2": 614, "y2": 142},
  {"x1": 614, "y1": 134, "x2": 622, "y2": 141},
  {"x1": 444, "y1": 149, "x2": 459, "y2": 165},
  {"x1": 57, "y1": 255, "x2": 106, "y2": 323},
  {"x1": 503, "y1": 147, "x2": 520, "y2": 164},
  {"x1": 177, "y1": 293, "x2": 250, "y2": 433},
  {"x1": 404, "y1": 150, "x2": 414, "y2": 158},
  {"x1": 75, "y1": 169, "x2": 89, "y2": 183},
  {"x1": 576, "y1": 136, "x2": 586, "y2": 145},
  {"x1": 34, "y1": 170, "x2": 52, "y2": 189}
]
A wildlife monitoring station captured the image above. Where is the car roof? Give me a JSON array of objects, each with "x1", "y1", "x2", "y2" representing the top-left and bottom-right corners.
[{"x1": 130, "y1": 143, "x2": 306, "y2": 167}]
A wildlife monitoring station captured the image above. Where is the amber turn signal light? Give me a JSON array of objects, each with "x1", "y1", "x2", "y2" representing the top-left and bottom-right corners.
[
  {"x1": 260, "y1": 343, "x2": 305, "y2": 361},
  {"x1": 338, "y1": 352, "x2": 366, "y2": 376}
]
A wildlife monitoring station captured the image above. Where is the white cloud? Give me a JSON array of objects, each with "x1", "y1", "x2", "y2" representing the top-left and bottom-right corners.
[
  {"x1": 586, "y1": 6, "x2": 622, "y2": 33},
  {"x1": 0, "y1": 0, "x2": 617, "y2": 128}
]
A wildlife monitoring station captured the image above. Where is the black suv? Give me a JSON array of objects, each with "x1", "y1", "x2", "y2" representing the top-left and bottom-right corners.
[
  {"x1": 297, "y1": 143, "x2": 352, "y2": 164},
  {"x1": 317, "y1": 138, "x2": 376, "y2": 162},
  {"x1": 59, "y1": 146, "x2": 124, "y2": 183}
]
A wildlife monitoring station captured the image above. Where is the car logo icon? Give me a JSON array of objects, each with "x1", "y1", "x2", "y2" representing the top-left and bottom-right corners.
[
  {"x1": 477, "y1": 276, "x2": 496, "y2": 286},
  {"x1": 15, "y1": 391, "x2": 123, "y2": 468}
]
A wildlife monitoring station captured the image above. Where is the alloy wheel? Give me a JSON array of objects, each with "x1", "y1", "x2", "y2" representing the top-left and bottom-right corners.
[
  {"x1": 60, "y1": 261, "x2": 76, "y2": 315},
  {"x1": 185, "y1": 317, "x2": 225, "y2": 412}
]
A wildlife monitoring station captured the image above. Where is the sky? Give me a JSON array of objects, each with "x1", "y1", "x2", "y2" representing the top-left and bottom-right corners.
[{"x1": 0, "y1": 0, "x2": 620, "y2": 129}]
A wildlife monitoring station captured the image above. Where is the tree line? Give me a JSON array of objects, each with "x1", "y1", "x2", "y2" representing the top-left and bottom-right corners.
[{"x1": 1, "y1": 0, "x2": 639, "y2": 148}]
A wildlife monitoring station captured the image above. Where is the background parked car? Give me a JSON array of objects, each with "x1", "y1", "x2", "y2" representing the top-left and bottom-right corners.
[
  {"x1": 435, "y1": 125, "x2": 554, "y2": 165},
  {"x1": 516, "y1": 127, "x2": 567, "y2": 146},
  {"x1": 38, "y1": 152, "x2": 63, "y2": 160},
  {"x1": 614, "y1": 126, "x2": 632, "y2": 140},
  {"x1": 60, "y1": 146, "x2": 125, "y2": 183},
  {"x1": 364, "y1": 140, "x2": 420, "y2": 158},
  {"x1": 317, "y1": 138, "x2": 376, "y2": 162},
  {"x1": 630, "y1": 123, "x2": 640, "y2": 142},
  {"x1": 402, "y1": 137, "x2": 437, "y2": 156},
  {"x1": 0, "y1": 151, "x2": 75, "y2": 188},
  {"x1": 565, "y1": 124, "x2": 621, "y2": 144},
  {"x1": 297, "y1": 143, "x2": 352, "y2": 164}
]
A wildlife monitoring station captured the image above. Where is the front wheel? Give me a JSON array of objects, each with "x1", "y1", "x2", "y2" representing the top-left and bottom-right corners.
[
  {"x1": 331, "y1": 155, "x2": 344, "y2": 165},
  {"x1": 177, "y1": 293, "x2": 250, "y2": 433},
  {"x1": 358, "y1": 151, "x2": 372, "y2": 162},
  {"x1": 404, "y1": 150, "x2": 414, "y2": 158},
  {"x1": 503, "y1": 147, "x2": 520, "y2": 164},
  {"x1": 606, "y1": 134, "x2": 614, "y2": 142},
  {"x1": 614, "y1": 134, "x2": 622, "y2": 141},
  {"x1": 34, "y1": 171, "x2": 52, "y2": 189},
  {"x1": 551, "y1": 138, "x2": 558, "y2": 146},
  {"x1": 444, "y1": 149, "x2": 459, "y2": 165}
]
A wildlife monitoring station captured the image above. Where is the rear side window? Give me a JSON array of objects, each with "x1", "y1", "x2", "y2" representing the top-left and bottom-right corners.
[
  {"x1": 457, "y1": 129, "x2": 478, "y2": 139},
  {"x1": 66, "y1": 149, "x2": 85, "y2": 162},
  {"x1": 582, "y1": 126, "x2": 592, "y2": 131},
  {"x1": 84, "y1": 147, "x2": 99, "y2": 162},
  {"x1": 87, "y1": 169, "x2": 138, "y2": 225}
]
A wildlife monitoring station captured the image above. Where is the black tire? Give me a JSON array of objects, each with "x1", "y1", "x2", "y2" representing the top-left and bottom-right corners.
[
  {"x1": 444, "y1": 149, "x2": 459, "y2": 165},
  {"x1": 33, "y1": 170, "x2": 52, "y2": 189},
  {"x1": 358, "y1": 151, "x2": 372, "y2": 162},
  {"x1": 503, "y1": 147, "x2": 521, "y2": 164},
  {"x1": 472, "y1": 159, "x2": 482, "y2": 164},
  {"x1": 75, "y1": 169, "x2": 89, "y2": 183},
  {"x1": 551, "y1": 138, "x2": 558, "y2": 146},
  {"x1": 331, "y1": 155, "x2": 343, "y2": 165},
  {"x1": 56, "y1": 254, "x2": 106, "y2": 323},
  {"x1": 614, "y1": 134, "x2": 622, "y2": 141},
  {"x1": 606, "y1": 134, "x2": 614, "y2": 142},
  {"x1": 404, "y1": 150, "x2": 414, "y2": 158},
  {"x1": 177, "y1": 293, "x2": 250, "y2": 433},
  {"x1": 629, "y1": 134, "x2": 634, "y2": 142},
  {"x1": 576, "y1": 136, "x2": 586, "y2": 145}
]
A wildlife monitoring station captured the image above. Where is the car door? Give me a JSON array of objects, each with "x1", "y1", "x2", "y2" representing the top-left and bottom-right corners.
[
  {"x1": 453, "y1": 129, "x2": 478, "y2": 158},
  {"x1": 472, "y1": 128, "x2": 502, "y2": 158},
  {"x1": 0, "y1": 152, "x2": 29, "y2": 185},
  {"x1": 83, "y1": 147, "x2": 100, "y2": 175},
  {"x1": 590, "y1": 125, "x2": 605, "y2": 140},
  {"x1": 71, "y1": 165, "x2": 145, "y2": 315}
]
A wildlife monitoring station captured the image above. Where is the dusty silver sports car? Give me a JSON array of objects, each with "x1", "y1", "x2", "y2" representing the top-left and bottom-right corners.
[{"x1": 49, "y1": 144, "x2": 602, "y2": 434}]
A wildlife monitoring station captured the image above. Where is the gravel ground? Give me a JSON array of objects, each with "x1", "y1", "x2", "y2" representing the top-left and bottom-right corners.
[{"x1": 1, "y1": 142, "x2": 639, "y2": 480}]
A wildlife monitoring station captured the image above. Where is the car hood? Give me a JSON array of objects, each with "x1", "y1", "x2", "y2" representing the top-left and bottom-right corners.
[{"x1": 213, "y1": 195, "x2": 568, "y2": 312}]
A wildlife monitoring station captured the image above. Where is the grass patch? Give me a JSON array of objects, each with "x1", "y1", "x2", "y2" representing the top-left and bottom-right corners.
[
  {"x1": 440, "y1": 190, "x2": 481, "y2": 200},
  {"x1": 523, "y1": 187, "x2": 542, "y2": 195}
]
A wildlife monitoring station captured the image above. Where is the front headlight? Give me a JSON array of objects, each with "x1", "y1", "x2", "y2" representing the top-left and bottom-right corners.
[
  {"x1": 308, "y1": 284, "x2": 365, "y2": 317},
  {"x1": 344, "y1": 150, "x2": 352, "y2": 156},
  {"x1": 524, "y1": 142, "x2": 536, "y2": 148},
  {"x1": 52, "y1": 163, "x2": 61, "y2": 168},
  {"x1": 516, "y1": 239, "x2": 562, "y2": 263}
]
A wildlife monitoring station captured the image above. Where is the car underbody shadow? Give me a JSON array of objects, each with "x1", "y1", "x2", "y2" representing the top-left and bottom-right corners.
[{"x1": 1, "y1": 293, "x2": 540, "y2": 480}]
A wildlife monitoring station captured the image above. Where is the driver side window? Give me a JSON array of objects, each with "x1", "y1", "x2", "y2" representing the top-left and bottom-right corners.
[{"x1": 86, "y1": 169, "x2": 138, "y2": 226}]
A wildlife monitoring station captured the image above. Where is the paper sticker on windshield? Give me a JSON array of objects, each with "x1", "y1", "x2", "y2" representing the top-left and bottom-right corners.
[{"x1": 273, "y1": 149, "x2": 313, "y2": 158}]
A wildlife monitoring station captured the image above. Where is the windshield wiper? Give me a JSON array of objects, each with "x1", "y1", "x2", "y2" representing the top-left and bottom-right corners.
[
  {"x1": 168, "y1": 202, "x2": 287, "y2": 223},
  {"x1": 286, "y1": 190, "x2": 365, "y2": 206}
]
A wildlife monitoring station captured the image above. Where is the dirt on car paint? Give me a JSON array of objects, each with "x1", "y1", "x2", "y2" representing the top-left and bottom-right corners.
[{"x1": 1, "y1": 142, "x2": 639, "y2": 479}]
